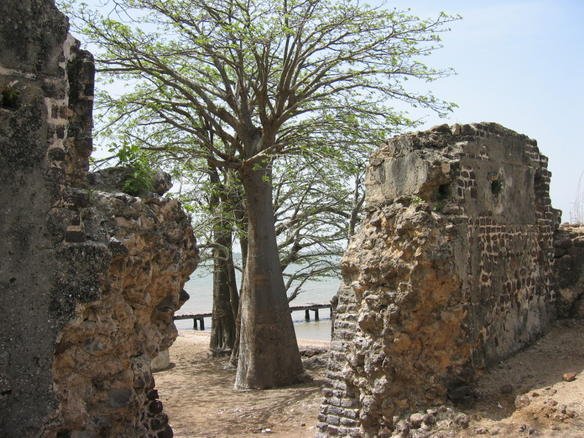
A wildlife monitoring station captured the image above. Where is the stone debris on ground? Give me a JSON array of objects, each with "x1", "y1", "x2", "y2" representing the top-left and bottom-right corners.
[{"x1": 562, "y1": 373, "x2": 577, "y2": 382}]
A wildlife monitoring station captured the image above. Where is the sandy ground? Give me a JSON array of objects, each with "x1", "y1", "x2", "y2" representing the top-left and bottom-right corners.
[
  {"x1": 458, "y1": 318, "x2": 584, "y2": 438},
  {"x1": 155, "y1": 320, "x2": 584, "y2": 438},
  {"x1": 155, "y1": 332, "x2": 328, "y2": 437}
]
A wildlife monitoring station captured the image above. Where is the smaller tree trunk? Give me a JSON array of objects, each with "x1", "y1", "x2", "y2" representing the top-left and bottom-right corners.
[
  {"x1": 226, "y1": 252, "x2": 239, "y2": 327},
  {"x1": 209, "y1": 228, "x2": 237, "y2": 357},
  {"x1": 348, "y1": 173, "x2": 365, "y2": 239},
  {"x1": 208, "y1": 161, "x2": 239, "y2": 357}
]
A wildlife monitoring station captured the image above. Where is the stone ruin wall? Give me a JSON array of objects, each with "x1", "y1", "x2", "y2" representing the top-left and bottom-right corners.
[
  {"x1": 318, "y1": 123, "x2": 562, "y2": 436},
  {"x1": 0, "y1": 1, "x2": 198, "y2": 436}
]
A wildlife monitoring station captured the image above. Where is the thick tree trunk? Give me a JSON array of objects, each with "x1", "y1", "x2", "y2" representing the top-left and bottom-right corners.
[
  {"x1": 234, "y1": 162, "x2": 304, "y2": 389},
  {"x1": 209, "y1": 225, "x2": 237, "y2": 356},
  {"x1": 229, "y1": 195, "x2": 246, "y2": 366}
]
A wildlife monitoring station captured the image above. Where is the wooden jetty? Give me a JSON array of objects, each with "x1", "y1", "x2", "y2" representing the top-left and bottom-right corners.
[
  {"x1": 293, "y1": 303, "x2": 330, "y2": 321},
  {"x1": 173, "y1": 303, "x2": 331, "y2": 330},
  {"x1": 173, "y1": 312, "x2": 211, "y2": 330}
]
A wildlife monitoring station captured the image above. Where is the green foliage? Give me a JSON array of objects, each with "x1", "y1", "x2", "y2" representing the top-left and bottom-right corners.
[
  {"x1": 122, "y1": 162, "x2": 154, "y2": 196},
  {"x1": 116, "y1": 143, "x2": 155, "y2": 196},
  {"x1": 411, "y1": 195, "x2": 423, "y2": 205},
  {"x1": 67, "y1": 0, "x2": 458, "y2": 166}
]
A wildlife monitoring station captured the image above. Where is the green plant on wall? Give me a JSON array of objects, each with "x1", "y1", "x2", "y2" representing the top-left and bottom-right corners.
[
  {"x1": 115, "y1": 143, "x2": 155, "y2": 196},
  {"x1": 411, "y1": 195, "x2": 424, "y2": 205}
]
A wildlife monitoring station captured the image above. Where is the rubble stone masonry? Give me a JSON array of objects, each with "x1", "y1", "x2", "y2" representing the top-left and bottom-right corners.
[
  {"x1": 554, "y1": 224, "x2": 584, "y2": 318},
  {"x1": 0, "y1": 1, "x2": 198, "y2": 436},
  {"x1": 317, "y1": 123, "x2": 561, "y2": 436}
]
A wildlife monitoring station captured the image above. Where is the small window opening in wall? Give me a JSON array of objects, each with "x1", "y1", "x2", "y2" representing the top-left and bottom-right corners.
[
  {"x1": 437, "y1": 183, "x2": 450, "y2": 200},
  {"x1": 491, "y1": 179, "x2": 503, "y2": 196},
  {"x1": 534, "y1": 172, "x2": 543, "y2": 188},
  {"x1": 0, "y1": 85, "x2": 19, "y2": 110}
]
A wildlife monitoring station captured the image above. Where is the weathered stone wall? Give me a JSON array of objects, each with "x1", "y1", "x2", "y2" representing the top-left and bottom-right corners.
[
  {"x1": 47, "y1": 187, "x2": 197, "y2": 437},
  {"x1": 554, "y1": 224, "x2": 584, "y2": 318},
  {"x1": 318, "y1": 123, "x2": 560, "y2": 436},
  {"x1": 0, "y1": 1, "x2": 88, "y2": 433},
  {"x1": 0, "y1": 1, "x2": 198, "y2": 436}
]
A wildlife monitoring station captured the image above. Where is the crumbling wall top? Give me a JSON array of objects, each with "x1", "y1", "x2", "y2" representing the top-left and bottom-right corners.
[{"x1": 365, "y1": 122, "x2": 555, "y2": 225}]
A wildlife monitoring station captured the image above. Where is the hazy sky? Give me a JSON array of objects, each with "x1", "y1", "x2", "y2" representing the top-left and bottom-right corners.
[{"x1": 388, "y1": 0, "x2": 584, "y2": 220}]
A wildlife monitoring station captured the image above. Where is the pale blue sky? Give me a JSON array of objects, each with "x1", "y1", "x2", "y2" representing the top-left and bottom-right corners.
[{"x1": 389, "y1": 0, "x2": 584, "y2": 220}]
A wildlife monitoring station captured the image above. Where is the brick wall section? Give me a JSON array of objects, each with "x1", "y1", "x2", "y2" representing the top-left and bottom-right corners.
[{"x1": 317, "y1": 123, "x2": 561, "y2": 436}]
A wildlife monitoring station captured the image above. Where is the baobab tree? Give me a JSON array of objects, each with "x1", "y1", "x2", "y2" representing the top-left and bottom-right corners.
[{"x1": 68, "y1": 0, "x2": 457, "y2": 389}]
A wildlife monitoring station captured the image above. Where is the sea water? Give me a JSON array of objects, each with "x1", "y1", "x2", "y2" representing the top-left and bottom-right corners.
[{"x1": 175, "y1": 266, "x2": 339, "y2": 341}]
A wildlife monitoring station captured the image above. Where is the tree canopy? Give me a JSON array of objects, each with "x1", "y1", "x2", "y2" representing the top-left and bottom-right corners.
[
  {"x1": 72, "y1": 0, "x2": 456, "y2": 166},
  {"x1": 66, "y1": 0, "x2": 458, "y2": 389}
]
